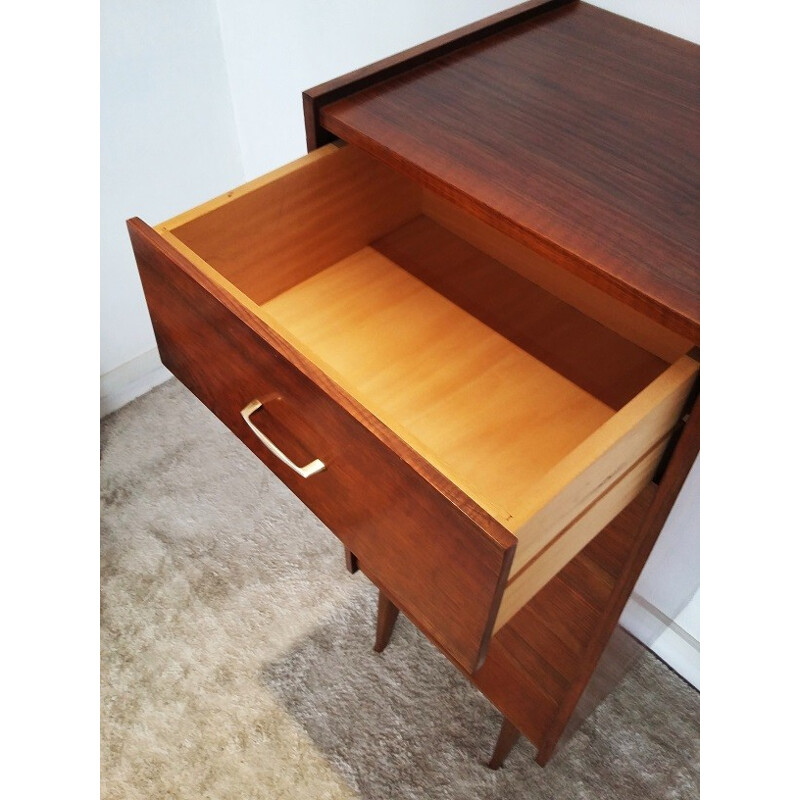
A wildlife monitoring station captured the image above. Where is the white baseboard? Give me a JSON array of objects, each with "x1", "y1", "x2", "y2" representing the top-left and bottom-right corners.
[
  {"x1": 101, "y1": 348, "x2": 172, "y2": 417},
  {"x1": 621, "y1": 592, "x2": 700, "y2": 689}
]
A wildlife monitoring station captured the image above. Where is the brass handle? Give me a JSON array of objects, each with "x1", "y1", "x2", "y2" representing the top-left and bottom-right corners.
[{"x1": 240, "y1": 399, "x2": 326, "y2": 478}]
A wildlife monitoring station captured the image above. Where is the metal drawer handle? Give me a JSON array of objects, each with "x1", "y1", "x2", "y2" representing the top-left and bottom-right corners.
[{"x1": 240, "y1": 399, "x2": 326, "y2": 478}]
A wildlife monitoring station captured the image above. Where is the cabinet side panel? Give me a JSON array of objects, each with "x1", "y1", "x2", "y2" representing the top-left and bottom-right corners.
[
  {"x1": 473, "y1": 484, "x2": 658, "y2": 755},
  {"x1": 536, "y1": 395, "x2": 699, "y2": 765}
]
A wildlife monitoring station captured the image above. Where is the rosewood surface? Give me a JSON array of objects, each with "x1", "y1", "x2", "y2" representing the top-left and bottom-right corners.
[
  {"x1": 316, "y1": 1, "x2": 699, "y2": 342},
  {"x1": 303, "y1": 0, "x2": 573, "y2": 151}
]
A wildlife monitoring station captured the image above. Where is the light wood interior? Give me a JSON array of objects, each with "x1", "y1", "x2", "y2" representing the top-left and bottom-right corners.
[
  {"x1": 160, "y1": 143, "x2": 698, "y2": 627},
  {"x1": 260, "y1": 246, "x2": 615, "y2": 524},
  {"x1": 167, "y1": 144, "x2": 421, "y2": 304}
]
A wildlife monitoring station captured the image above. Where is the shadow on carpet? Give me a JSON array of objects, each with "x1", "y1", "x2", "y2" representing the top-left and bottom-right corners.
[{"x1": 261, "y1": 584, "x2": 699, "y2": 800}]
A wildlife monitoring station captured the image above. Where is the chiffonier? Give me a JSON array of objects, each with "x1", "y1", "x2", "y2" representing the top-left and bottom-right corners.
[{"x1": 128, "y1": 0, "x2": 699, "y2": 769}]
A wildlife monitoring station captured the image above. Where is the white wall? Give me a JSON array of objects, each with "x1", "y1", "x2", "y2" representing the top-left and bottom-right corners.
[
  {"x1": 101, "y1": 0, "x2": 244, "y2": 411},
  {"x1": 214, "y1": 1, "x2": 515, "y2": 179},
  {"x1": 587, "y1": 0, "x2": 699, "y2": 43},
  {"x1": 100, "y1": 0, "x2": 700, "y2": 682}
]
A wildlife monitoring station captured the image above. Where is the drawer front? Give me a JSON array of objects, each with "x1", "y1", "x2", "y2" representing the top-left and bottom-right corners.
[{"x1": 129, "y1": 219, "x2": 515, "y2": 673}]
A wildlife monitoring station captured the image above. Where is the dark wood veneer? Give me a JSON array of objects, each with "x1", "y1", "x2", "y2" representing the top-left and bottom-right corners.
[
  {"x1": 315, "y1": 2, "x2": 699, "y2": 342},
  {"x1": 303, "y1": 0, "x2": 574, "y2": 151}
]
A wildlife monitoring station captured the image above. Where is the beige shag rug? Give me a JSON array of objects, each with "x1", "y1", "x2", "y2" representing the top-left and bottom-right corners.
[{"x1": 101, "y1": 379, "x2": 699, "y2": 799}]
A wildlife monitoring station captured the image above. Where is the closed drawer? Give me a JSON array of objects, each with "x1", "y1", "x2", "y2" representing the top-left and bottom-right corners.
[{"x1": 128, "y1": 143, "x2": 698, "y2": 673}]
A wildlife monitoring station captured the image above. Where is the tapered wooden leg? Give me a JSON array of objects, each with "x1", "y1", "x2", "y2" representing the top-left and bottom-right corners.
[
  {"x1": 535, "y1": 741, "x2": 555, "y2": 767},
  {"x1": 374, "y1": 590, "x2": 400, "y2": 653},
  {"x1": 488, "y1": 717, "x2": 521, "y2": 769},
  {"x1": 344, "y1": 547, "x2": 359, "y2": 574}
]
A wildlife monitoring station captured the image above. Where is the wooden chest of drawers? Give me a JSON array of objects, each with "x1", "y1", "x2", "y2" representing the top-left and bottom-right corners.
[{"x1": 128, "y1": 0, "x2": 699, "y2": 765}]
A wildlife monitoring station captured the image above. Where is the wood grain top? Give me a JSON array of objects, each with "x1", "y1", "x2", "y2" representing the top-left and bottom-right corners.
[{"x1": 319, "y1": 2, "x2": 699, "y2": 341}]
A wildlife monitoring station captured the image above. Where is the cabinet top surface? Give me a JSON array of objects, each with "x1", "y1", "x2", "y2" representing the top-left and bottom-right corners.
[{"x1": 319, "y1": 2, "x2": 699, "y2": 342}]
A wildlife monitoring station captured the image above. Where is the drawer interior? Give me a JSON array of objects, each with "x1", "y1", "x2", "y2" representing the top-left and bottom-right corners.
[
  {"x1": 158, "y1": 143, "x2": 697, "y2": 627},
  {"x1": 262, "y1": 235, "x2": 616, "y2": 524}
]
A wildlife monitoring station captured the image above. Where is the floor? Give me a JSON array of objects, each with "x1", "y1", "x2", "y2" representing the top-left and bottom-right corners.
[{"x1": 100, "y1": 379, "x2": 700, "y2": 800}]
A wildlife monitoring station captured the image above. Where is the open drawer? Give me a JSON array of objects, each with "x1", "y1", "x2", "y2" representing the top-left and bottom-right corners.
[{"x1": 128, "y1": 143, "x2": 698, "y2": 673}]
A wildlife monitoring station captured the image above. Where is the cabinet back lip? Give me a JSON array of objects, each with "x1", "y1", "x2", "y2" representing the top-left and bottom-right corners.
[{"x1": 302, "y1": 0, "x2": 576, "y2": 151}]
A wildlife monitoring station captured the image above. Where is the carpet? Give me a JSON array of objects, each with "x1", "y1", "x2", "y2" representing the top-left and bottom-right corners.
[{"x1": 100, "y1": 379, "x2": 699, "y2": 799}]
